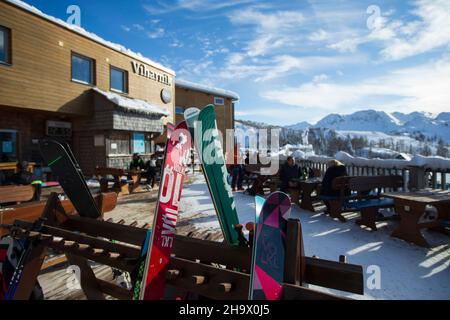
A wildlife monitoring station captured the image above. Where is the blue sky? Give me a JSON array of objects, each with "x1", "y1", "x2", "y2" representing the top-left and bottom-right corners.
[{"x1": 23, "y1": 0, "x2": 450, "y2": 125}]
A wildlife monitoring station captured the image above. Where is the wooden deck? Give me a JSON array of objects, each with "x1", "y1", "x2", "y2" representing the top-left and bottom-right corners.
[{"x1": 36, "y1": 181, "x2": 222, "y2": 300}]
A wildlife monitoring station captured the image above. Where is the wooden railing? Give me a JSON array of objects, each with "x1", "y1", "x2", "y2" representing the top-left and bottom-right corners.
[{"x1": 297, "y1": 159, "x2": 450, "y2": 191}]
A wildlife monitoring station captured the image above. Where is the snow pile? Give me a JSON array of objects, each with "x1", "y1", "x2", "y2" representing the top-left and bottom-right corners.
[
  {"x1": 410, "y1": 155, "x2": 450, "y2": 170},
  {"x1": 307, "y1": 155, "x2": 334, "y2": 164},
  {"x1": 270, "y1": 144, "x2": 315, "y2": 161},
  {"x1": 6, "y1": 0, "x2": 175, "y2": 75},
  {"x1": 93, "y1": 88, "x2": 169, "y2": 116},
  {"x1": 176, "y1": 79, "x2": 239, "y2": 100},
  {"x1": 307, "y1": 151, "x2": 450, "y2": 171},
  {"x1": 335, "y1": 151, "x2": 411, "y2": 169}
]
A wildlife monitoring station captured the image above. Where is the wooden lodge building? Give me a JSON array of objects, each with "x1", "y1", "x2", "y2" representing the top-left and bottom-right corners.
[
  {"x1": 175, "y1": 79, "x2": 239, "y2": 136},
  {"x1": 0, "y1": 0, "x2": 238, "y2": 176}
]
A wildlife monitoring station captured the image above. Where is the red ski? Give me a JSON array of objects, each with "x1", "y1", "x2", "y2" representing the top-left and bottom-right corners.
[{"x1": 139, "y1": 124, "x2": 191, "y2": 300}]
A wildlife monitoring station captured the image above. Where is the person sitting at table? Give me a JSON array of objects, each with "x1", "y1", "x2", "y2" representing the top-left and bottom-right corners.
[
  {"x1": 10, "y1": 161, "x2": 42, "y2": 201},
  {"x1": 129, "y1": 153, "x2": 145, "y2": 171},
  {"x1": 321, "y1": 160, "x2": 349, "y2": 214},
  {"x1": 144, "y1": 154, "x2": 158, "y2": 189},
  {"x1": 280, "y1": 156, "x2": 300, "y2": 192}
]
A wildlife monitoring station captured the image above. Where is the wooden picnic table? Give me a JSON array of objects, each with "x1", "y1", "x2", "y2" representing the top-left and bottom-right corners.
[
  {"x1": 0, "y1": 162, "x2": 36, "y2": 173},
  {"x1": 95, "y1": 167, "x2": 143, "y2": 195},
  {"x1": 298, "y1": 178, "x2": 322, "y2": 212},
  {"x1": 383, "y1": 190, "x2": 450, "y2": 247},
  {"x1": 127, "y1": 169, "x2": 144, "y2": 193}
]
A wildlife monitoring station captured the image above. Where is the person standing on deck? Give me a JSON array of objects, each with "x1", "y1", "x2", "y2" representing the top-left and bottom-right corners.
[{"x1": 144, "y1": 154, "x2": 158, "y2": 190}]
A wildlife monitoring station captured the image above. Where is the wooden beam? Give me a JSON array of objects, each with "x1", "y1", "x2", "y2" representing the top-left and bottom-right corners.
[
  {"x1": 41, "y1": 225, "x2": 141, "y2": 259},
  {"x1": 66, "y1": 254, "x2": 105, "y2": 300},
  {"x1": 284, "y1": 219, "x2": 305, "y2": 286},
  {"x1": 47, "y1": 240, "x2": 136, "y2": 273},
  {"x1": 97, "y1": 279, "x2": 133, "y2": 300},
  {"x1": 304, "y1": 257, "x2": 364, "y2": 294},
  {"x1": 12, "y1": 244, "x2": 48, "y2": 300},
  {"x1": 172, "y1": 235, "x2": 251, "y2": 270},
  {"x1": 167, "y1": 256, "x2": 249, "y2": 300},
  {"x1": 62, "y1": 216, "x2": 147, "y2": 246}
]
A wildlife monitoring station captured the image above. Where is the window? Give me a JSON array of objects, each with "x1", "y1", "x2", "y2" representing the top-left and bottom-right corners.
[
  {"x1": 214, "y1": 97, "x2": 225, "y2": 106},
  {"x1": 110, "y1": 66, "x2": 128, "y2": 93},
  {"x1": 0, "y1": 130, "x2": 17, "y2": 162},
  {"x1": 0, "y1": 26, "x2": 11, "y2": 65},
  {"x1": 71, "y1": 53, "x2": 95, "y2": 85},
  {"x1": 175, "y1": 106, "x2": 184, "y2": 115},
  {"x1": 107, "y1": 133, "x2": 130, "y2": 156}
]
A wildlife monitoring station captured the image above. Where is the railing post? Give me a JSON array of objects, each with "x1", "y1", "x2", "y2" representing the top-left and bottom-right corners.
[
  {"x1": 431, "y1": 171, "x2": 437, "y2": 189},
  {"x1": 442, "y1": 173, "x2": 447, "y2": 191},
  {"x1": 408, "y1": 165, "x2": 427, "y2": 191}
]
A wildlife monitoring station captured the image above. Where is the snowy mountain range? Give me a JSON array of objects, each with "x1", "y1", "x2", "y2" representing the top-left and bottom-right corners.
[{"x1": 287, "y1": 110, "x2": 450, "y2": 143}]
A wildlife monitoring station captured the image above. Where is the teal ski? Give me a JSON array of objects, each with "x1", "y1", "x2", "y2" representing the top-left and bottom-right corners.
[{"x1": 184, "y1": 105, "x2": 240, "y2": 245}]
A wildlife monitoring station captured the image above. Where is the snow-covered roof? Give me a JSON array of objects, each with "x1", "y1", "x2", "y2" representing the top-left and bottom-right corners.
[
  {"x1": 175, "y1": 79, "x2": 240, "y2": 101},
  {"x1": 93, "y1": 88, "x2": 169, "y2": 117},
  {"x1": 5, "y1": 0, "x2": 175, "y2": 76}
]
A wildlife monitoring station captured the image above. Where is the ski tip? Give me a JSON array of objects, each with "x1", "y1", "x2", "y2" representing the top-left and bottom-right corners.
[
  {"x1": 175, "y1": 120, "x2": 188, "y2": 130},
  {"x1": 184, "y1": 107, "x2": 200, "y2": 119}
]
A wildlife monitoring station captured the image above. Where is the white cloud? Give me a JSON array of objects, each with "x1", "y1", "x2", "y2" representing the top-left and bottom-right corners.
[
  {"x1": 144, "y1": 0, "x2": 257, "y2": 15},
  {"x1": 219, "y1": 54, "x2": 365, "y2": 82},
  {"x1": 120, "y1": 25, "x2": 131, "y2": 32},
  {"x1": 380, "y1": 0, "x2": 450, "y2": 60},
  {"x1": 147, "y1": 28, "x2": 165, "y2": 39},
  {"x1": 313, "y1": 74, "x2": 329, "y2": 82},
  {"x1": 326, "y1": 0, "x2": 450, "y2": 61},
  {"x1": 308, "y1": 29, "x2": 329, "y2": 42},
  {"x1": 169, "y1": 39, "x2": 184, "y2": 48},
  {"x1": 261, "y1": 57, "x2": 450, "y2": 115},
  {"x1": 132, "y1": 24, "x2": 145, "y2": 31},
  {"x1": 228, "y1": 8, "x2": 305, "y2": 57}
]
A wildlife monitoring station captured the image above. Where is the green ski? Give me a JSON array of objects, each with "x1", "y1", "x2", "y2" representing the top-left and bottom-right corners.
[{"x1": 184, "y1": 105, "x2": 240, "y2": 245}]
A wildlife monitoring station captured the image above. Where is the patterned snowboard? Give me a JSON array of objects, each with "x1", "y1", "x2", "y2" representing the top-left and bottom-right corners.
[{"x1": 249, "y1": 192, "x2": 291, "y2": 300}]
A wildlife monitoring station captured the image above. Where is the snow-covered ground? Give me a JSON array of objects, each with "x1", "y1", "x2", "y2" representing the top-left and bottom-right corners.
[{"x1": 179, "y1": 173, "x2": 450, "y2": 300}]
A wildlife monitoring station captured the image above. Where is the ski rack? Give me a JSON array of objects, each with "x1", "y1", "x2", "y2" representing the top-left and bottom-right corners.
[{"x1": 4, "y1": 193, "x2": 364, "y2": 300}]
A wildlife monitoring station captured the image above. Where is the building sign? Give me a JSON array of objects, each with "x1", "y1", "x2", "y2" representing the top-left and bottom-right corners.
[
  {"x1": 131, "y1": 61, "x2": 171, "y2": 86},
  {"x1": 133, "y1": 132, "x2": 145, "y2": 153},
  {"x1": 46, "y1": 120, "x2": 72, "y2": 137}
]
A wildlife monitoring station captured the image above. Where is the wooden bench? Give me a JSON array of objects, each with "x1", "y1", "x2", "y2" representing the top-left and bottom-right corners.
[
  {"x1": 0, "y1": 192, "x2": 117, "y2": 238},
  {"x1": 0, "y1": 162, "x2": 36, "y2": 174},
  {"x1": 95, "y1": 167, "x2": 134, "y2": 195},
  {"x1": 0, "y1": 185, "x2": 36, "y2": 206},
  {"x1": 321, "y1": 175, "x2": 403, "y2": 229}
]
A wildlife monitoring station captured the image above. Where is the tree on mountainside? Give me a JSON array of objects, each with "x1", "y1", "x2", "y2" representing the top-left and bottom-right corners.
[
  {"x1": 422, "y1": 144, "x2": 432, "y2": 156},
  {"x1": 437, "y1": 139, "x2": 449, "y2": 158}
]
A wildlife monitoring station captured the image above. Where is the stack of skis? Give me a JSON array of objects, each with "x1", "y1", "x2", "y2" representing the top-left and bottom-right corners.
[{"x1": 134, "y1": 104, "x2": 293, "y2": 301}]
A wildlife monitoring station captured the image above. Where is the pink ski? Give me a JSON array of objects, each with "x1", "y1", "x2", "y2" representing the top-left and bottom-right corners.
[{"x1": 140, "y1": 124, "x2": 191, "y2": 300}]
